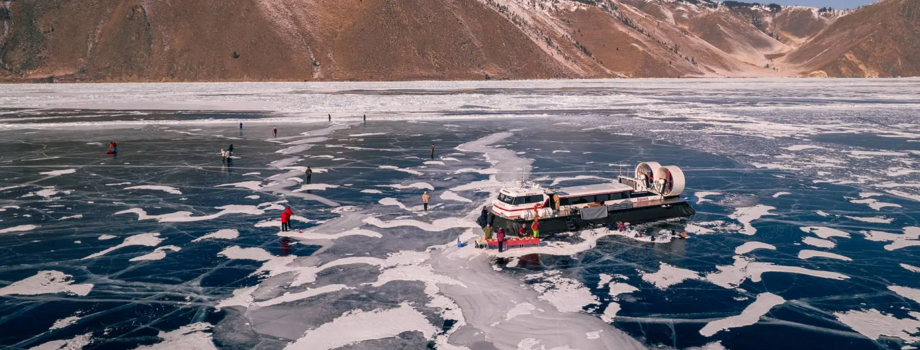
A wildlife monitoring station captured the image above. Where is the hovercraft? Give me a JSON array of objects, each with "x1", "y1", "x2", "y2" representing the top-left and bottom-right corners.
[{"x1": 481, "y1": 162, "x2": 695, "y2": 236}]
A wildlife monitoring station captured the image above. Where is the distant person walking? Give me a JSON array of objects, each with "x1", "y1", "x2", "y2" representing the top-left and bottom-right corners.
[
  {"x1": 328, "y1": 114, "x2": 331, "y2": 122},
  {"x1": 281, "y1": 207, "x2": 293, "y2": 232},
  {"x1": 239, "y1": 122, "x2": 243, "y2": 130},
  {"x1": 363, "y1": 114, "x2": 366, "y2": 122},
  {"x1": 430, "y1": 144, "x2": 435, "y2": 160},
  {"x1": 305, "y1": 166, "x2": 313, "y2": 184},
  {"x1": 422, "y1": 191, "x2": 430, "y2": 211},
  {"x1": 228, "y1": 144, "x2": 234, "y2": 158},
  {"x1": 220, "y1": 149, "x2": 228, "y2": 163},
  {"x1": 108, "y1": 141, "x2": 118, "y2": 154},
  {"x1": 273, "y1": 128, "x2": 277, "y2": 137},
  {"x1": 497, "y1": 227, "x2": 506, "y2": 252}
]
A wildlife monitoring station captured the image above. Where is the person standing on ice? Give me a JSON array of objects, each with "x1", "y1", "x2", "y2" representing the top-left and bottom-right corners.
[
  {"x1": 239, "y1": 122, "x2": 243, "y2": 130},
  {"x1": 305, "y1": 166, "x2": 313, "y2": 184},
  {"x1": 220, "y1": 149, "x2": 227, "y2": 163},
  {"x1": 228, "y1": 144, "x2": 234, "y2": 158},
  {"x1": 479, "y1": 207, "x2": 489, "y2": 227},
  {"x1": 496, "y1": 227, "x2": 506, "y2": 252},
  {"x1": 483, "y1": 225, "x2": 493, "y2": 240},
  {"x1": 281, "y1": 207, "x2": 293, "y2": 232},
  {"x1": 430, "y1": 144, "x2": 435, "y2": 160},
  {"x1": 328, "y1": 114, "x2": 331, "y2": 122},
  {"x1": 422, "y1": 191, "x2": 430, "y2": 211},
  {"x1": 273, "y1": 128, "x2": 277, "y2": 137}
]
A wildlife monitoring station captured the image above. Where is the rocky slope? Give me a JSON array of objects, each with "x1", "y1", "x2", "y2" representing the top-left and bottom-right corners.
[{"x1": 0, "y1": 0, "x2": 914, "y2": 82}]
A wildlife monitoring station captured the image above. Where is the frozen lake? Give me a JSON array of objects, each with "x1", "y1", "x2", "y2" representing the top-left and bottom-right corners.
[{"x1": 1, "y1": 79, "x2": 919, "y2": 350}]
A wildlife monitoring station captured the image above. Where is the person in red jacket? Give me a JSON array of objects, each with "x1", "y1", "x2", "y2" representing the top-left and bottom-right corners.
[
  {"x1": 281, "y1": 207, "x2": 293, "y2": 232},
  {"x1": 496, "y1": 227, "x2": 506, "y2": 253}
]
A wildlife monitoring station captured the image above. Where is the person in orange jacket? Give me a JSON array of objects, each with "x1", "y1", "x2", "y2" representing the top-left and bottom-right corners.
[{"x1": 281, "y1": 207, "x2": 293, "y2": 232}]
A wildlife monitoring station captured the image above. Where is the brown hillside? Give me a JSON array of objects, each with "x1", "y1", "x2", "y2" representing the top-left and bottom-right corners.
[
  {"x1": 0, "y1": 0, "x2": 570, "y2": 82},
  {"x1": 771, "y1": 7, "x2": 839, "y2": 47},
  {"x1": 782, "y1": 0, "x2": 920, "y2": 77},
  {"x1": 0, "y1": 0, "x2": 917, "y2": 81}
]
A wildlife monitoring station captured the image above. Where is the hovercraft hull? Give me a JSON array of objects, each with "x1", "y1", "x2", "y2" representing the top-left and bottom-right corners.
[{"x1": 482, "y1": 201, "x2": 695, "y2": 236}]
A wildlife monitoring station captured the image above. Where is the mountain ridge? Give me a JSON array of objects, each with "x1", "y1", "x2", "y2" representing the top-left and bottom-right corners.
[{"x1": 0, "y1": 0, "x2": 915, "y2": 82}]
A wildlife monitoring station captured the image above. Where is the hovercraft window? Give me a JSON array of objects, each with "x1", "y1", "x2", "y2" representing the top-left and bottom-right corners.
[
  {"x1": 499, "y1": 194, "x2": 543, "y2": 205},
  {"x1": 512, "y1": 195, "x2": 544, "y2": 205}
]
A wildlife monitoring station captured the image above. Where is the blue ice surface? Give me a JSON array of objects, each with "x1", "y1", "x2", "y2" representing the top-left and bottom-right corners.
[{"x1": 0, "y1": 84, "x2": 918, "y2": 350}]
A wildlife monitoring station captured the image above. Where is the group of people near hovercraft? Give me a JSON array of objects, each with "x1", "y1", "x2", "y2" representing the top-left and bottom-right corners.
[{"x1": 478, "y1": 207, "x2": 540, "y2": 253}]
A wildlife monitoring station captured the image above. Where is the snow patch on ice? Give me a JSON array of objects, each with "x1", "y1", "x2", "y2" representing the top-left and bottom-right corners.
[
  {"x1": 39, "y1": 169, "x2": 77, "y2": 176},
  {"x1": 294, "y1": 183, "x2": 339, "y2": 191},
  {"x1": 256, "y1": 284, "x2": 351, "y2": 307},
  {"x1": 124, "y1": 185, "x2": 182, "y2": 195},
  {"x1": 846, "y1": 215, "x2": 894, "y2": 224},
  {"x1": 280, "y1": 227, "x2": 383, "y2": 241},
  {"x1": 860, "y1": 227, "x2": 920, "y2": 251},
  {"x1": 641, "y1": 262, "x2": 701, "y2": 290},
  {"x1": 28, "y1": 333, "x2": 92, "y2": 350},
  {"x1": 525, "y1": 270, "x2": 598, "y2": 313},
  {"x1": 802, "y1": 236, "x2": 835, "y2": 248},
  {"x1": 706, "y1": 256, "x2": 848, "y2": 289},
  {"x1": 363, "y1": 217, "x2": 478, "y2": 231},
  {"x1": 116, "y1": 205, "x2": 264, "y2": 223},
  {"x1": 193, "y1": 229, "x2": 240, "y2": 242},
  {"x1": 902, "y1": 264, "x2": 920, "y2": 274},
  {"x1": 379, "y1": 197, "x2": 408, "y2": 210},
  {"x1": 0, "y1": 224, "x2": 39, "y2": 234},
  {"x1": 49, "y1": 315, "x2": 80, "y2": 330},
  {"x1": 695, "y1": 191, "x2": 721, "y2": 203},
  {"x1": 361, "y1": 189, "x2": 383, "y2": 194},
  {"x1": 835, "y1": 309, "x2": 920, "y2": 343},
  {"x1": 130, "y1": 245, "x2": 181, "y2": 261},
  {"x1": 441, "y1": 191, "x2": 472, "y2": 203},
  {"x1": 505, "y1": 302, "x2": 536, "y2": 321},
  {"x1": 377, "y1": 182, "x2": 434, "y2": 191},
  {"x1": 783, "y1": 145, "x2": 825, "y2": 151},
  {"x1": 135, "y1": 323, "x2": 218, "y2": 350},
  {"x1": 772, "y1": 192, "x2": 791, "y2": 198},
  {"x1": 455, "y1": 167, "x2": 500, "y2": 175},
  {"x1": 216, "y1": 181, "x2": 263, "y2": 191},
  {"x1": 83, "y1": 232, "x2": 163, "y2": 260},
  {"x1": 0, "y1": 270, "x2": 93, "y2": 296},
  {"x1": 800, "y1": 226, "x2": 850, "y2": 239},
  {"x1": 283, "y1": 303, "x2": 436, "y2": 350},
  {"x1": 734, "y1": 242, "x2": 776, "y2": 255},
  {"x1": 378, "y1": 165, "x2": 423, "y2": 176},
  {"x1": 849, "y1": 197, "x2": 901, "y2": 211},
  {"x1": 797, "y1": 250, "x2": 852, "y2": 261},
  {"x1": 729, "y1": 205, "x2": 775, "y2": 235},
  {"x1": 889, "y1": 286, "x2": 920, "y2": 306},
  {"x1": 699, "y1": 293, "x2": 784, "y2": 337}
]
